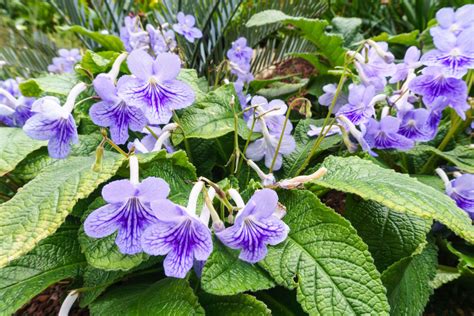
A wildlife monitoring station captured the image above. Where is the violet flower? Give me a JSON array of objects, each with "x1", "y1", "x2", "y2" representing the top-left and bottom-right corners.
[
  {"x1": 318, "y1": 83, "x2": 347, "y2": 113},
  {"x1": 409, "y1": 66, "x2": 469, "y2": 119},
  {"x1": 227, "y1": 37, "x2": 253, "y2": 66},
  {"x1": 85, "y1": 156, "x2": 169, "y2": 254},
  {"x1": 430, "y1": 5, "x2": 474, "y2": 38},
  {"x1": 436, "y1": 168, "x2": 474, "y2": 219},
  {"x1": 337, "y1": 115, "x2": 377, "y2": 156},
  {"x1": 307, "y1": 124, "x2": 342, "y2": 137},
  {"x1": 147, "y1": 24, "x2": 176, "y2": 54},
  {"x1": 131, "y1": 124, "x2": 176, "y2": 154},
  {"x1": 120, "y1": 16, "x2": 150, "y2": 52},
  {"x1": 23, "y1": 83, "x2": 86, "y2": 159},
  {"x1": 216, "y1": 189, "x2": 289, "y2": 263},
  {"x1": 363, "y1": 116, "x2": 414, "y2": 151},
  {"x1": 246, "y1": 96, "x2": 291, "y2": 133},
  {"x1": 0, "y1": 87, "x2": 34, "y2": 127},
  {"x1": 421, "y1": 28, "x2": 474, "y2": 78},
  {"x1": 172, "y1": 12, "x2": 202, "y2": 43},
  {"x1": 0, "y1": 78, "x2": 20, "y2": 97},
  {"x1": 48, "y1": 49, "x2": 82, "y2": 74},
  {"x1": 141, "y1": 181, "x2": 213, "y2": 278},
  {"x1": 336, "y1": 84, "x2": 385, "y2": 125},
  {"x1": 397, "y1": 108, "x2": 437, "y2": 142},
  {"x1": 118, "y1": 50, "x2": 195, "y2": 124},
  {"x1": 389, "y1": 46, "x2": 421, "y2": 83}
]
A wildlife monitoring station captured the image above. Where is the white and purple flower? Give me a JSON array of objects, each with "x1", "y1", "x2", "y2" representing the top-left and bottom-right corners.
[
  {"x1": 216, "y1": 189, "x2": 289, "y2": 263},
  {"x1": 436, "y1": 168, "x2": 474, "y2": 219},
  {"x1": 172, "y1": 12, "x2": 202, "y2": 43},
  {"x1": 397, "y1": 108, "x2": 437, "y2": 142},
  {"x1": 227, "y1": 37, "x2": 253, "y2": 67},
  {"x1": 118, "y1": 50, "x2": 195, "y2": 124},
  {"x1": 120, "y1": 16, "x2": 150, "y2": 52},
  {"x1": 0, "y1": 81, "x2": 34, "y2": 127},
  {"x1": 147, "y1": 24, "x2": 177, "y2": 54},
  {"x1": 389, "y1": 46, "x2": 422, "y2": 83},
  {"x1": 363, "y1": 116, "x2": 414, "y2": 151},
  {"x1": 430, "y1": 5, "x2": 474, "y2": 38},
  {"x1": 47, "y1": 49, "x2": 82, "y2": 74},
  {"x1": 318, "y1": 83, "x2": 347, "y2": 113},
  {"x1": 336, "y1": 84, "x2": 384, "y2": 125}
]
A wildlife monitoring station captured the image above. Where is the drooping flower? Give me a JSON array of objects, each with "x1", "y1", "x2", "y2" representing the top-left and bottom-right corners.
[
  {"x1": 318, "y1": 83, "x2": 347, "y2": 113},
  {"x1": 436, "y1": 168, "x2": 474, "y2": 219},
  {"x1": 409, "y1": 66, "x2": 469, "y2": 119},
  {"x1": 172, "y1": 12, "x2": 202, "y2": 43},
  {"x1": 336, "y1": 84, "x2": 384, "y2": 125},
  {"x1": 48, "y1": 49, "x2": 82, "y2": 74},
  {"x1": 227, "y1": 37, "x2": 253, "y2": 66},
  {"x1": 363, "y1": 116, "x2": 414, "y2": 151},
  {"x1": 0, "y1": 78, "x2": 20, "y2": 98},
  {"x1": 234, "y1": 80, "x2": 251, "y2": 119},
  {"x1": 337, "y1": 115, "x2": 377, "y2": 156},
  {"x1": 120, "y1": 16, "x2": 149, "y2": 52},
  {"x1": 147, "y1": 24, "x2": 176, "y2": 54},
  {"x1": 216, "y1": 189, "x2": 289, "y2": 263},
  {"x1": 23, "y1": 83, "x2": 86, "y2": 159},
  {"x1": 307, "y1": 124, "x2": 341, "y2": 137},
  {"x1": 421, "y1": 28, "x2": 474, "y2": 78},
  {"x1": 85, "y1": 156, "x2": 170, "y2": 254},
  {"x1": 141, "y1": 181, "x2": 213, "y2": 278},
  {"x1": 389, "y1": 46, "x2": 422, "y2": 83},
  {"x1": 430, "y1": 5, "x2": 474, "y2": 38},
  {"x1": 0, "y1": 86, "x2": 34, "y2": 127},
  {"x1": 246, "y1": 96, "x2": 290, "y2": 133},
  {"x1": 118, "y1": 50, "x2": 195, "y2": 124},
  {"x1": 397, "y1": 108, "x2": 437, "y2": 142},
  {"x1": 131, "y1": 124, "x2": 175, "y2": 154}
]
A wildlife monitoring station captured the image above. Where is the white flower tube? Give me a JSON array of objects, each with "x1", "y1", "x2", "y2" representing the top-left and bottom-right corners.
[
  {"x1": 129, "y1": 155, "x2": 140, "y2": 185},
  {"x1": 58, "y1": 290, "x2": 79, "y2": 316}
]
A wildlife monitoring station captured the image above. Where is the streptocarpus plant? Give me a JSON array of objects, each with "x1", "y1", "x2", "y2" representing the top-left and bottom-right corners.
[{"x1": 0, "y1": 4, "x2": 473, "y2": 315}]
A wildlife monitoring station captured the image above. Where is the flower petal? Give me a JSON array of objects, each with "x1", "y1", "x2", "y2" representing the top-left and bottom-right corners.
[
  {"x1": 127, "y1": 50, "x2": 154, "y2": 81},
  {"x1": 246, "y1": 189, "x2": 279, "y2": 219},
  {"x1": 102, "y1": 179, "x2": 136, "y2": 204},
  {"x1": 137, "y1": 177, "x2": 170, "y2": 203},
  {"x1": 153, "y1": 53, "x2": 181, "y2": 82},
  {"x1": 84, "y1": 204, "x2": 121, "y2": 238},
  {"x1": 141, "y1": 221, "x2": 176, "y2": 255},
  {"x1": 150, "y1": 199, "x2": 187, "y2": 222},
  {"x1": 93, "y1": 75, "x2": 118, "y2": 102},
  {"x1": 89, "y1": 101, "x2": 115, "y2": 127},
  {"x1": 163, "y1": 248, "x2": 194, "y2": 278}
]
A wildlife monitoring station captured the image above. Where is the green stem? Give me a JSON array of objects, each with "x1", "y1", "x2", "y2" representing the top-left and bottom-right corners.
[
  {"x1": 106, "y1": 139, "x2": 129, "y2": 157},
  {"x1": 237, "y1": 112, "x2": 256, "y2": 172},
  {"x1": 269, "y1": 103, "x2": 292, "y2": 173},
  {"x1": 172, "y1": 111, "x2": 193, "y2": 163}
]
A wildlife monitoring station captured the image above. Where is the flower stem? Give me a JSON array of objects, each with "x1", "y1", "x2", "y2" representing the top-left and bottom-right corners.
[{"x1": 269, "y1": 101, "x2": 293, "y2": 173}]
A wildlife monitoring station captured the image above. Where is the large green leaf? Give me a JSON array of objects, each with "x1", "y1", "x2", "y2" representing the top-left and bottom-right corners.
[
  {"x1": 281, "y1": 119, "x2": 341, "y2": 178},
  {"x1": 308, "y1": 156, "x2": 474, "y2": 243},
  {"x1": 60, "y1": 25, "x2": 125, "y2": 52},
  {"x1": 0, "y1": 154, "x2": 125, "y2": 268},
  {"x1": 199, "y1": 292, "x2": 271, "y2": 316},
  {"x1": 0, "y1": 128, "x2": 46, "y2": 176},
  {"x1": 173, "y1": 84, "x2": 257, "y2": 145},
  {"x1": 416, "y1": 145, "x2": 474, "y2": 173},
  {"x1": 201, "y1": 238, "x2": 275, "y2": 296},
  {"x1": 0, "y1": 223, "x2": 86, "y2": 315},
  {"x1": 372, "y1": 30, "x2": 419, "y2": 46},
  {"x1": 19, "y1": 73, "x2": 79, "y2": 97},
  {"x1": 260, "y1": 190, "x2": 390, "y2": 315},
  {"x1": 429, "y1": 265, "x2": 461, "y2": 289},
  {"x1": 89, "y1": 279, "x2": 204, "y2": 315},
  {"x1": 382, "y1": 242, "x2": 438, "y2": 315},
  {"x1": 345, "y1": 197, "x2": 431, "y2": 271},
  {"x1": 177, "y1": 69, "x2": 208, "y2": 101}
]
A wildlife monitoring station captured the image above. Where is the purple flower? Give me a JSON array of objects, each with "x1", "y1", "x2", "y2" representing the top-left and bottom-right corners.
[
  {"x1": 130, "y1": 125, "x2": 175, "y2": 154},
  {"x1": 85, "y1": 177, "x2": 170, "y2": 254},
  {"x1": 227, "y1": 37, "x2": 253, "y2": 66},
  {"x1": 246, "y1": 129, "x2": 295, "y2": 171},
  {"x1": 90, "y1": 74, "x2": 147, "y2": 145},
  {"x1": 23, "y1": 83, "x2": 86, "y2": 159},
  {"x1": 247, "y1": 96, "x2": 290, "y2": 133},
  {"x1": 409, "y1": 66, "x2": 469, "y2": 119},
  {"x1": 318, "y1": 83, "x2": 347, "y2": 113},
  {"x1": 216, "y1": 189, "x2": 289, "y2": 263},
  {"x1": 337, "y1": 115, "x2": 377, "y2": 156},
  {"x1": 307, "y1": 124, "x2": 341, "y2": 137},
  {"x1": 234, "y1": 81, "x2": 251, "y2": 119},
  {"x1": 389, "y1": 46, "x2": 421, "y2": 83},
  {"x1": 397, "y1": 108, "x2": 437, "y2": 142},
  {"x1": 141, "y1": 199, "x2": 213, "y2": 278},
  {"x1": 0, "y1": 85, "x2": 34, "y2": 127},
  {"x1": 1, "y1": 78, "x2": 20, "y2": 98},
  {"x1": 363, "y1": 116, "x2": 414, "y2": 151},
  {"x1": 446, "y1": 174, "x2": 474, "y2": 218},
  {"x1": 422, "y1": 28, "x2": 474, "y2": 78},
  {"x1": 431, "y1": 5, "x2": 474, "y2": 37},
  {"x1": 147, "y1": 24, "x2": 176, "y2": 54},
  {"x1": 336, "y1": 84, "x2": 379, "y2": 125},
  {"x1": 172, "y1": 12, "x2": 202, "y2": 43},
  {"x1": 48, "y1": 49, "x2": 82, "y2": 74},
  {"x1": 118, "y1": 50, "x2": 195, "y2": 124},
  {"x1": 120, "y1": 16, "x2": 149, "y2": 52}
]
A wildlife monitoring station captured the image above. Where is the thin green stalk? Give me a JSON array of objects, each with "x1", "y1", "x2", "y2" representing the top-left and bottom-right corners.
[
  {"x1": 269, "y1": 102, "x2": 293, "y2": 173},
  {"x1": 237, "y1": 111, "x2": 257, "y2": 172},
  {"x1": 106, "y1": 139, "x2": 129, "y2": 157},
  {"x1": 172, "y1": 111, "x2": 193, "y2": 163}
]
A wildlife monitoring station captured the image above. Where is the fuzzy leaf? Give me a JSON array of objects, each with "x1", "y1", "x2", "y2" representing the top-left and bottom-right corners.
[
  {"x1": 201, "y1": 238, "x2": 275, "y2": 296},
  {"x1": 0, "y1": 224, "x2": 86, "y2": 315},
  {"x1": 372, "y1": 30, "x2": 419, "y2": 46},
  {"x1": 417, "y1": 145, "x2": 474, "y2": 173},
  {"x1": 199, "y1": 292, "x2": 271, "y2": 316},
  {"x1": 261, "y1": 190, "x2": 390, "y2": 315},
  {"x1": 0, "y1": 154, "x2": 125, "y2": 268},
  {"x1": 430, "y1": 265, "x2": 461, "y2": 289},
  {"x1": 19, "y1": 73, "x2": 79, "y2": 97},
  {"x1": 308, "y1": 156, "x2": 474, "y2": 243},
  {"x1": 60, "y1": 25, "x2": 125, "y2": 51},
  {"x1": 0, "y1": 127, "x2": 46, "y2": 176}
]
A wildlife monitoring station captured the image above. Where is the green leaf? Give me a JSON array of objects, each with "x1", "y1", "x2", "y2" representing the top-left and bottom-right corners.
[
  {"x1": 331, "y1": 17, "x2": 363, "y2": 46},
  {"x1": 79, "y1": 50, "x2": 119, "y2": 75},
  {"x1": 372, "y1": 30, "x2": 420, "y2": 46},
  {"x1": 308, "y1": 156, "x2": 474, "y2": 243},
  {"x1": 256, "y1": 79, "x2": 309, "y2": 99},
  {"x1": 0, "y1": 127, "x2": 46, "y2": 176},
  {"x1": 78, "y1": 198, "x2": 148, "y2": 271},
  {"x1": 0, "y1": 154, "x2": 125, "y2": 268},
  {"x1": 60, "y1": 25, "x2": 125, "y2": 52},
  {"x1": 201, "y1": 238, "x2": 275, "y2": 296},
  {"x1": 430, "y1": 265, "x2": 461, "y2": 289},
  {"x1": 199, "y1": 292, "x2": 271, "y2": 316},
  {"x1": 260, "y1": 190, "x2": 390, "y2": 315},
  {"x1": 0, "y1": 223, "x2": 86, "y2": 315},
  {"x1": 345, "y1": 197, "x2": 431, "y2": 272},
  {"x1": 418, "y1": 145, "x2": 474, "y2": 173},
  {"x1": 382, "y1": 242, "x2": 438, "y2": 315},
  {"x1": 89, "y1": 279, "x2": 204, "y2": 315},
  {"x1": 173, "y1": 84, "x2": 257, "y2": 145},
  {"x1": 281, "y1": 119, "x2": 341, "y2": 178},
  {"x1": 177, "y1": 69, "x2": 208, "y2": 101},
  {"x1": 19, "y1": 73, "x2": 79, "y2": 97}
]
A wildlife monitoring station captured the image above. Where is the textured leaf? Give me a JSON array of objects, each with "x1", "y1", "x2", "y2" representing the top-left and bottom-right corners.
[
  {"x1": 372, "y1": 30, "x2": 419, "y2": 46},
  {"x1": 0, "y1": 128, "x2": 46, "y2": 176},
  {"x1": 345, "y1": 197, "x2": 431, "y2": 271},
  {"x1": 260, "y1": 190, "x2": 390, "y2": 315},
  {"x1": 177, "y1": 69, "x2": 208, "y2": 101},
  {"x1": 60, "y1": 25, "x2": 125, "y2": 51},
  {"x1": 308, "y1": 156, "x2": 474, "y2": 243},
  {"x1": 0, "y1": 224, "x2": 86, "y2": 315},
  {"x1": 0, "y1": 154, "x2": 125, "y2": 268},
  {"x1": 19, "y1": 73, "x2": 79, "y2": 97},
  {"x1": 79, "y1": 50, "x2": 119, "y2": 75},
  {"x1": 256, "y1": 79, "x2": 309, "y2": 99},
  {"x1": 281, "y1": 119, "x2": 341, "y2": 178},
  {"x1": 199, "y1": 292, "x2": 271, "y2": 316},
  {"x1": 255, "y1": 287, "x2": 306, "y2": 316},
  {"x1": 173, "y1": 84, "x2": 256, "y2": 145},
  {"x1": 331, "y1": 17, "x2": 363, "y2": 46},
  {"x1": 430, "y1": 265, "x2": 461, "y2": 289},
  {"x1": 382, "y1": 242, "x2": 438, "y2": 315},
  {"x1": 201, "y1": 238, "x2": 275, "y2": 295},
  {"x1": 418, "y1": 145, "x2": 474, "y2": 173},
  {"x1": 89, "y1": 279, "x2": 204, "y2": 315}
]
